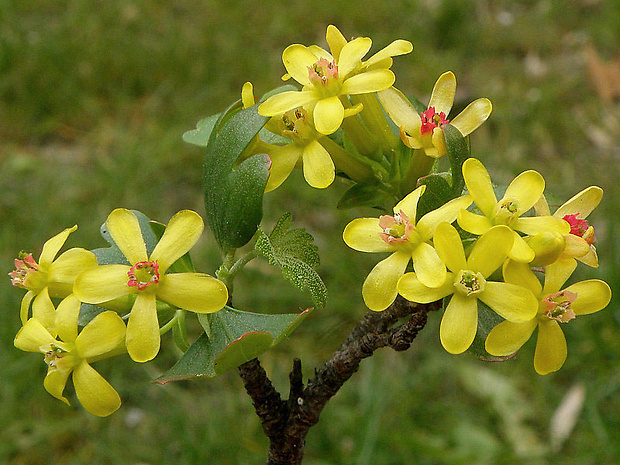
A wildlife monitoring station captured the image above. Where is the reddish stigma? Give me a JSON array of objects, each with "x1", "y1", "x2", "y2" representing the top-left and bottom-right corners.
[
  {"x1": 563, "y1": 213, "x2": 596, "y2": 245},
  {"x1": 420, "y1": 107, "x2": 449, "y2": 136}
]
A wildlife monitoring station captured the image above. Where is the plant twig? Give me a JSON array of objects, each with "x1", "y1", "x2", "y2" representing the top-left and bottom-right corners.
[{"x1": 238, "y1": 296, "x2": 440, "y2": 465}]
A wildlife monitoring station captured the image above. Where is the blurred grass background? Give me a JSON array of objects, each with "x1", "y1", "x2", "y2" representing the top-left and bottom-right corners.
[{"x1": 1, "y1": 0, "x2": 619, "y2": 464}]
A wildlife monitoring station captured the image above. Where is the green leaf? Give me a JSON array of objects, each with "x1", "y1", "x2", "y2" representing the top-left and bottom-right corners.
[
  {"x1": 204, "y1": 105, "x2": 271, "y2": 252},
  {"x1": 337, "y1": 182, "x2": 392, "y2": 211},
  {"x1": 154, "y1": 306, "x2": 312, "y2": 383},
  {"x1": 182, "y1": 113, "x2": 220, "y2": 147},
  {"x1": 255, "y1": 213, "x2": 327, "y2": 308},
  {"x1": 469, "y1": 300, "x2": 516, "y2": 362},
  {"x1": 443, "y1": 123, "x2": 470, "y2": 197},
  {"x1": 415, "y1": 173, "x2": 453, "y2": 220}
]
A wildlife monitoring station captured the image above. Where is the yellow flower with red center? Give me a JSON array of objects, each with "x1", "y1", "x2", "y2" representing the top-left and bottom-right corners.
[
  {"x1": 74, "y1": 209, "x2": 228, "y2": 363},
  {"x1": 9, "y1": 226, "x2": 98, "y2": 328},
  {"x1": 14, "y1": 295, "x2": 126, "y2": 417},
  {"x1": 343, "y1": 185, "x2": 472, "y2": 311},
  {"x1": 258, "y1": 25, "x2": 411, "y2": 135},
  {"x1": 485, "y1": 260, "x2": 611, "y2": 375},
  {"x1": 378, "y1": 71, "x2": 492, "y2": 158}
]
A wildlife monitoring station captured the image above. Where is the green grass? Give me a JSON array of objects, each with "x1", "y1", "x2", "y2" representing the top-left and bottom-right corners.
[{"x1": 2, "y1": 0, "x2": 620, "y2": 463}]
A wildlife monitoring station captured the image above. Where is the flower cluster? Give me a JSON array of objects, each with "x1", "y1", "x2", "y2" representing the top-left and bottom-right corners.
[
  {"x1": 10, "y1": 209, "x2": 228, "y2": 415},
  {"x1": 344, "y1": 157, "x2": 611, "y2": 374}
]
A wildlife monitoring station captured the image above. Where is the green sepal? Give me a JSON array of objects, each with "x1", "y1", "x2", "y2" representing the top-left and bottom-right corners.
[
  {"x1": 415, "y1": 173, "x2": 454, "y2": 220},
  {"x1": 154, "y1": 306, "x2": 312, "y2": 383},
  {"x1": 255, "y1": 213, "x2": 327, "y2": 308},
  {"x1": 204, "y1": 105, "x2": 271, "y2": 252},
  {"x1": 183, "y1": 113, "x2": 221, "y2": 147}
]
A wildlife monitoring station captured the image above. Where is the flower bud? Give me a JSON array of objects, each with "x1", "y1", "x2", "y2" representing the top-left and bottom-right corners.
[{"x1": 526, "y1": 232, "x2": 565, "y2": 267}]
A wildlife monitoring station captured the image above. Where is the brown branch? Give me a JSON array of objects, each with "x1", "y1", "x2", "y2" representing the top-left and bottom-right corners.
[{"x1": 238, "y1": 297, "x2": 440, "y2": 465}]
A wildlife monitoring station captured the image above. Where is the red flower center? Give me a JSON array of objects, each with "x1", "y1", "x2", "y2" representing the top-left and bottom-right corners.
[
  {"x1": 420, "y1": 107, "x2": 449, "y2": 136},
  {"x1": 128, "y1": 260, "x2": 160, "y2": 291}
]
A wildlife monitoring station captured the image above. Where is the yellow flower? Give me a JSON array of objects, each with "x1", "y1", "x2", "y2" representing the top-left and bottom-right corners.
[
  {"x1": 9, "y1": 226, "x2": 98, "y2": 328},
  {"x1": 485, "y1": 260, "x2": 611, "y2": 375},
  {"x1": 263, "y1": 107, "x2": 336, "y2": 191},
  {"x1": 398, "y1": 223, "x2": 539, "y2": 354},
  {"x1": 458, "y1": 158, "x2": 570, "y2": 263},
  {"x1": 14, "y1": 295, "x2": 126, "y2": 417},
  {"x1": 535, "y1": 186, "x2": 602, "y2": 267},
  {"x1": 378, "y1": 71, "x2": 492, "y2": 158},
  {"x1": 258, "y1": 25, "x2": 409, "y2": 135},
  {"x1": 343, "y1": 186, "x2": 472, "y2": 311},
  {"x1": 74, "y1": 209, "x2": 228, "y2": 363}
]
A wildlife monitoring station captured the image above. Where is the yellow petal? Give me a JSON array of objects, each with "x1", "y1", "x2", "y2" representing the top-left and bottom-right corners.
[
  {"x1": 377, "y1": 87, "x2": 421, "y2": 130},
  {"x1": 503, "y1": 170, "x2": 545, "y2": 214},
  {"x1": 338, "y1": 37, "x2": 372, "y2": 78},
  {"x1": 241, "y1": 82, "x2": 255, "y2": 108},
  {"x1": 20, "y1": 290, "x2": 35, "y2": 325},
  {"x1": 542, "y1": 259, "x2": 577, "y2": 295},
  {"x1": 508, "y1": 232, "x2": 536, "y2": 263},
  {"x1": 462, "y1": 158, "x2": 497, "y2": 217},
  {"x1": 73, "y1": 362, "x2": 121, "y2": 417},
  {"x1": 326, "y1": 25, "x2": 347, "y2": 61},
  {"x1": 48, "y1": 248, "x2": 98, "y2": 285},
  {"x1": 258, "y1": 90, "x2": 318, "y2": 117},
  {"x1": 563, "y1": 234, "x2": 590, "y2": 258},
  {"x1": 479, "y1": 282, "x2": 538, "y2": 323},
  {"x1": 565, "y1": 280, "x2": 611, "y2": 316},
  {"x1": 467, "y1": 225, "x2": 514, "y2": 278},
  {"x1": 343, "y1": 218, "x2": 393, "y2": 253},
  {"x1": 39, "y1": 225, "x2": 78, "y2": 265},
  {"x1": 302, "y1": 140, "x2": 335, "y2": 188},
  {"x1": 534, "y1": 320, "x2": 567, "y2": 375},
  {"x1": 394, "y1": 185, "x2": 426, "y2": 220},
  {"x1": 76, "y1": 311, "x2": 126, "y2": 359},
  {"x1": 340, "y1": 69, "x2": 395, "y2": 95},
  {"x1": 364, "y1": 39, "x2": 413, "y2": 68},
  {"x1": 398, "y1": 272, "x2": 454, "y2": 304},
  {"x1": 32, "y1": 288, "x2": 56, "y2": 333},
  {"x1": 554, "y1": 186, "x2": 603, "y2": 219},
  {"x1": 106, "y1": 209, "x2": 148, "y2": 265},
  {"x1": 265, "y1": 144, "x2": 302, "y2": 192},
  {"x1": 44, "y1": 369, "x2": 71, "y2": 405},
  {"x1": 126, "y1": 293, "x2": 160, "y2": 362},
  {"x1": 485, "y1": 319, "x2": 538, "y2": 356},
  {"x1": 150, "y1": 210, "x2": 204, "y2": 272},
  {"x1": 417, "y1": 194, "x2": 472, "y2": 240},
  {"x1": 412, "y1": 242, "x2": 447, "y2": 288},
  {"x1": 73, "y1": 265, "x2": 133, "y2": 304},
  {"x1": 457, "y1": 209, "x2": 493, "y2": 236},
  {"x1": 14, "y1": 317, "x2": 56, "y2": 352},
  {"x1": 157, "y1": 273, "x2": 228, "y2": 314},
  {"x1": 502, "y1": 260, "x2": 542, "y2": 297},
  {"x1": 55, "y1": 295, "x2": 82, "y2": 343},
  {"x1": 313, "y1": 96, "x2": 344, "y2": 135},
  {"x1": 450, "y1": 98, "x2": 492, "y2": 136},
  {"x1": 429, "y1": 127, "x2": 447, "y2": 158},
  {"x1": 433, "y1": 222, "x2": 467, "y2": 273},
  {"x1": 282, "y1": 44, "x2": 319, "y2": 86},
  {"x1": 362, "y1": 251, "x2": 411, "y2": 311},
  {"x1": 514, "y1": 216, "x2": 570, "y2": 236},
  {"x1": 428, "y1": 71, "x2": 456, "y2": 115},
  {"x1": 440, "y1": 293, "x2": 477, "y2": 354},
  {"x1": 578, "y1": 246, "x2": 599, "y2": 268}
]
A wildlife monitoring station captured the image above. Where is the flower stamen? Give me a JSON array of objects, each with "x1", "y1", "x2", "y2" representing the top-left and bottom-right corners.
[
  {"x1": 454, "y1": 270, "x2": 486, "y2": 296},
  {"x1": 542, "y1": 290, "x2": 577, "y2": 323},
  {"x1": 420, "y1": 107, "x2": 449, "y2": 136},
  {"x1": 379, "y1": 210, "x2": 412, "y2": 244},
  {"x1": 563, "y1": 213, "x2": 596, "y2": 245},
  {"x1": 9, "y1": 252, "x2": 38, "y2": 288}
]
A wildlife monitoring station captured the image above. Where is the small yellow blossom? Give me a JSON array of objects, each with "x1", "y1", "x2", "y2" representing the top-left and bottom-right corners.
[
  {"x1": 258, "y1": 25, "x2": 411, "y2": 135},
  {"x1": 9, "y1": 226, "x2": 98, "y2": 327},
  {"x1": 398, "y1": 223, "x2": 539, "y2": 354},
  {"x1": 485, "y1": 260, "x2": 611, "y2": 375},
  {"x1": 14, "y1": 295, "x2": 126, "y2": 417},
  {"x1": 378, "y1": 71, "x2": 492, "y2": 158},
  {"x1": 74, "y1": 209, "x2": 228, "y2": 363},
  {"x1": 343, "y1": 186, "x2": 472, "y2": 311},
  {"x1": 458, "y1": 158, "x2": 570, "y2": 263}
]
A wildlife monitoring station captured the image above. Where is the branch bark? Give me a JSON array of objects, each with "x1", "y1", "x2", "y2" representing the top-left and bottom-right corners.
[{"x1": 238, "y1": 296, "x2": 440, "y2": 465}]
